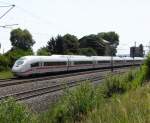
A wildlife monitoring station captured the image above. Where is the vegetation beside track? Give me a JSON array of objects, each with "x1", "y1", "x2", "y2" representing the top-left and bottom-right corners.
[
  {"x1": 0, "y1": 55, "x2": 150, "y2": 123},
  {"x1": 0, "y1": 98, "x2": 37, "y2": 123},
  {"x1": 1, "y1": 82, "x2": 149, "y2": 123},
  {"x1": 0, "y1": 70, "x2": 13, "y2": 79},
  {"x1": 39, "y1": 83, "x2": 149, "y2": 123}
]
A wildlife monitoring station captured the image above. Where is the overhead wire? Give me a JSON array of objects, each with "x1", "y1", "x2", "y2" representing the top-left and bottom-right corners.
[
  {"x1": 0, "y1": 0, "x2": 12, "y2": 5},
  {"x1": 0, "y1": 4, "x2": 15, "y2": 20},
  {"x1": 15, "y1": 5, "x2": 53, "y2": 25},
  {"x1": 0, "y1": 5, "x2": 13, "y2": 7}
]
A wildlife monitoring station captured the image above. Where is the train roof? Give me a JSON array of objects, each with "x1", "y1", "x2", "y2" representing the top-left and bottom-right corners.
[
  {"x1": 18, "y1": 55, "x2": 144, "y2": 63},
  {"x1": 19, "y1": 55, "x2": 68, "y2": 62}
]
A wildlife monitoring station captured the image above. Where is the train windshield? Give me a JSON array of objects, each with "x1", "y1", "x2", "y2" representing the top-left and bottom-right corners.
[{"x1": 16, "y1": 60, "x2": 24, "y2": 66}]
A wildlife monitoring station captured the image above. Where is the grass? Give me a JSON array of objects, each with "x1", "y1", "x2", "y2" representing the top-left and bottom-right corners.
[
  {"x1": 0, "y1": 70, "x2": 14, "y2": 79},
  {"x1": 38, "y1": 81, "x2": 150, "y2": 123},
  {"x1": 38, "y1": 60, "x2": 150, "y2": 123},
  {"x1": 82, "y1": 84, "x2": 150, "y2": 123},
  {"x1": 0, "y1": 98, "x2": 37, "y2": 123},
  {"x1": 38, "y1": 81, "x2": 99, "y2": 123},
  {"x1": 0, "y1": 80, "x2": 149, "y2": 123}
]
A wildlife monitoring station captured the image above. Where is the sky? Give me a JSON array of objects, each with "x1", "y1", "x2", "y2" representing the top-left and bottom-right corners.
[{"x1": 0, "y1": 0, "x2": 150, "y2": 55}]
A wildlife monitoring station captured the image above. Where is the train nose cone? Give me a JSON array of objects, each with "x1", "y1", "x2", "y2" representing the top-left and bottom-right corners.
[{"x1": 12, "y1": 66, "x2": 21, "y2": 73}]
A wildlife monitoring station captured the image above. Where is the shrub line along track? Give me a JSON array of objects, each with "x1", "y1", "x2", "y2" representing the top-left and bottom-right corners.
[{"x1": 0, "y1": 67, "x2": 132, "y2": 101}]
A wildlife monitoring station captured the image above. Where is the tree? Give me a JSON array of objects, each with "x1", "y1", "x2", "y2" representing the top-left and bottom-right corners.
[
  {"x1": 0, "y1": 55, "x2": 9, "y2": 71},
  {"x1": 10, "y1": 28, "x2": 35, "y2": 50},
  {"x1": 47, "y1": 35, "x2": 65, "y2": 54},
  {"x1": 47, "y1": 34, "x2": 79, "y2": 55},
  {"x1": 139, "y1": 44, "x2": 144, "y2": 57},
  {"x1": 37, "y1": 47, "x2": 50, "y2": 56},
  {"x1": 63, "y1": 34, "x2": 79, "y2": 54},
  {"x1": 5, "y1": 48, "x2": 33, "y2": 67},
  {"x1": 79, "y1": 48, "x2": 97, "y2": 56},
  {"x1": 98, "y1": 32, "x2": 119, "y2": 45},
  {"x1": 98, "y1": 32, "x2": 119, "y2": 55},
  {"x1": 79, "y1": 34, "x2": 105, "y2": 56}
]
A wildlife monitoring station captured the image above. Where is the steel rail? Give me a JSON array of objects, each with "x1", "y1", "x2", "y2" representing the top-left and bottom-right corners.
[
  {"x1": 0, "y1": 66, "x2": 131, "y2": 88},
  {"x1": 0, "y1": 71, "x2": 125, "y2": 101}
]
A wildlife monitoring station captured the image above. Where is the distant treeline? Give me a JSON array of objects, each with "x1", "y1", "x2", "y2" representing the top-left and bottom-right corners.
[
  {"x1": 0, "y1": 28, "x2": 119, "y2": 71},
  {"x1": 39, "y1": 32, "x2": 119, "y2": 56}
]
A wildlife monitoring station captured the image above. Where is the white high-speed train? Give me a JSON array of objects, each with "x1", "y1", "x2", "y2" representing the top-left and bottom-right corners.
[{"x1": 12, "y1": 55, "x2": 144, "y2": 77}]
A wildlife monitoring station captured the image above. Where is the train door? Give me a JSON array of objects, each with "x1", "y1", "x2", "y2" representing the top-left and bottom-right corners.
[
  {"x1": 31, "y1": 62, "x2": 39, "y2": 74},
  {"x1": 92, "y1": 57, "x2": 96, "y2": 68}
]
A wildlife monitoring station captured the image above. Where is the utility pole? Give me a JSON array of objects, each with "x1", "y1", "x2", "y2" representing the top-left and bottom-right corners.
[
  {"x1": 132, "y1": 41, "x2": 136, "y2": 66},
  {"x1": 134, "y1": 41, "x2": 136, "y2": 47},
  {"x1": 0, "y1": 43, "x2": 1, "y2": 54},
  {"x1": 111, "y1": 50, "x2": 113, "y2": 72},
  {"x1": 110, "y1": 43, "x2": 117, "y2": 72},
  {"x1": 148, "y1": 41, "x2": 150, "y2": 53}
]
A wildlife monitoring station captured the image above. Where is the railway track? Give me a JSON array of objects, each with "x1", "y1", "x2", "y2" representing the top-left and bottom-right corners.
[
  {"x1": 0, "y1": 67, "x2": 129, "y2": 88},
  {"x1": 0, "y1": 76, "x2": 107, "y2": 101},
  {"x1": 0, "y1": 69, "x2": 127, "y2": 101},
  {"x1": 0, "y1": 77, "x2": 17, "y2": 82},
  {"x1": 0, "y1": 64, "x2": 139, "y2": 82}
]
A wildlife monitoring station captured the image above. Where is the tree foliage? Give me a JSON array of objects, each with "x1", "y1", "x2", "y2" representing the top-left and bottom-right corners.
[
  {"x1": 0, "y1": 55, "x2": 9, "y2": 71},
  {"x1": 98, "y1": 32, "x2": 119, "y2": 45},
  {"x1": 79, "y1": 48, "x2": 97, "y2": 56},
  {"x1": 47, "y1": 35, "x2": 65, "y2": 54},
  {"x1": 47, "y1": 34, "x2": 79, "y2": 54},
  {"x1": 79, "y1": 34, "x2": 105, "y2": 56},
  {"x1": 139, "y1": 44, "x2": 144, "y2": 57},
  {"x1": 5, "y1": 48, "x2": 33, "y2": 67},
  {"x1": 46, "y1": 32, "x2": 120, "y2": 56},
  {"x1": 98, "y1": 32, "x2": 119, "y2": 55},
  {"x1": 37, "y1": 47, "x2": 50, "y2": 56},
  {"x1": 63, "y1": 34, "x2": 79, "y2": 54},
  {"x1": 10, "y1": 28, "x2": 35, "y2": 50}
]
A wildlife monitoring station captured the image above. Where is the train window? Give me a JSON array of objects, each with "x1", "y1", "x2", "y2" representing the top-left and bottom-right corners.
[
  {"x1": 126, "y1": 60, "x2": 132, "y2": 62},
  {"x1": 114, "y1": 60, "x2": 122, "y2": 63},
  {"x1": 74, "y1": 61, "x2": 93, "y2": 65},
  {"x1": 98, "y1": 61, "x2": 110, "y2": 63},
  {"x1": 31, "y1": 62, "x2": 39, "y2": 67},
  {"x1": 44, "y1": 62, "x2": 66, "y2": 66},
  {"x1": 16, "y1": 60, "x2": 24, "y2": 65}
]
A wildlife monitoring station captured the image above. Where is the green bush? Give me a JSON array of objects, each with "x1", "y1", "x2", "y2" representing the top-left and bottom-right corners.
[
  {"x1": 40, "y1": 82, "x2": 98, "y2": 123},
  {"x1": 141, "y1": 55, "x2": 150, "y2": 80},
  {"x1": 37, "y1": 47, "x2": 50, "y2": 56},
  {"x1": 79, "y1": 48, "x2": 97, "y2": 56},
  {"x1": 102, "y1": 70, "x2": 138, "y2": 97},
  {"x1": 83, "y1": 84, "x2": 150, "y2": 123},
  {"x1": 0, "y1": 71, "x2": 14, "y2": 79},
  {"x1": 0, "y1": 55, "x2": 9, "y2": 71},
  {"x1": 0, "y1": 98, "x2": 36, "y2": 123},
  {"x1": 132, "y1": 54, "x2": 150, "y2": 87},
  {"x1": 102, "y1": 75, "x2": 126, "y2": 97},
  {"x1": 5, "y1": 48, "x2": 33, "y2": 67}
]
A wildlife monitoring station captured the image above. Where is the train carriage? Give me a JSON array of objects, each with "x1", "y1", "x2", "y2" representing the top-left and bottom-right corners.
[
  {"x1": 68, "y1": 55, "x2": 94, "y2": 71},
  {"x1": 12, "y1": 55, "x2": 144, "y2": 77},
  {"x1": 93, "y1": 56, "x2": 111, "y2": 68}
]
